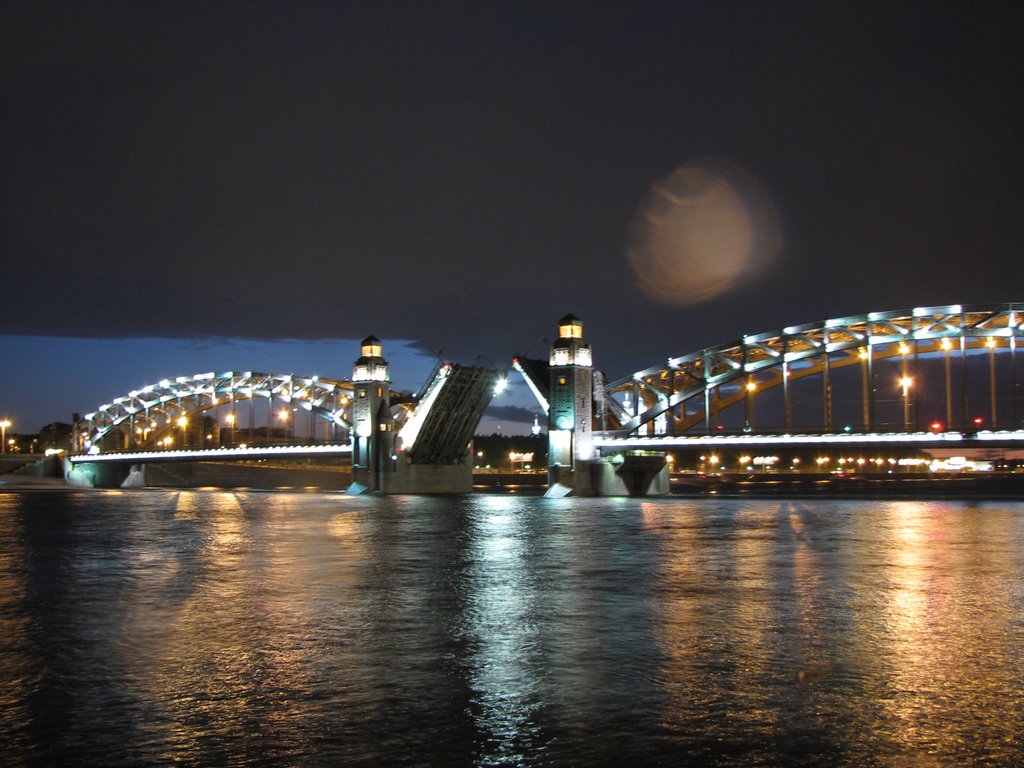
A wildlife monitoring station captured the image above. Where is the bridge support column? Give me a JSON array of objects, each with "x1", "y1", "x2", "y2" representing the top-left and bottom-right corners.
[
  {"x1": 591, "y1": 453, "x2": 670, "y2": 496},
  {"x1": 546, "y1": 315, "x2": 596, "y2": 496},
  {"x1": 348, "y1": 336, "x2": 396, "y2": 494}
]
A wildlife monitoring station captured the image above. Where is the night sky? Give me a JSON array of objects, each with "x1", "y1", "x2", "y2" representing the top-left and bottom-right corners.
[{"x1": 2, "y1": 2, "x2": 1021, "y2": 432}]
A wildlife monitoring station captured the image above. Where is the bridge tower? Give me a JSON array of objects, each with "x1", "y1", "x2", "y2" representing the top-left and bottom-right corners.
[
  {"x1": 548, "y1": 314, "x2": 595, "y2": 494},
  {"x1": 349, "y1": 336, "x2": 395, "y2": 492}
]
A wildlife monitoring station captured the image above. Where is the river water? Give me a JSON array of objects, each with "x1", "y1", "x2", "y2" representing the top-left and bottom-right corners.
[{"x1": 1, "y1": 490, "x2": 1023, "y2": 767}]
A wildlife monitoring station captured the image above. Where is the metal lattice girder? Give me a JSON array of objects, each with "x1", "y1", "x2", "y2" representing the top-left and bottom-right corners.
[
  {"x1": 84, "y1": 371, "x2": 358, "y2": 447},
  {"x1": 403, "y1": 365, "x2": 499, "y2": 464},
  {"x1": 605, "y1": 303, "x2": 1024, "y2": 434}
]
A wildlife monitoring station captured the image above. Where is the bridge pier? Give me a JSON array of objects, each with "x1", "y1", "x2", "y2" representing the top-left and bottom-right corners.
[
  {"x1": 65, "y1": 459, "x2": 133, "y2": 488},
  {"x1": 347, "y1": 338, "x2": 498, "y2": 494},
  {"x1": 348, "y1": 336, "x2": 396, "y2": 494},
  {"x1": 545, "y1": 315, "x2": 668, "y2": 497}
]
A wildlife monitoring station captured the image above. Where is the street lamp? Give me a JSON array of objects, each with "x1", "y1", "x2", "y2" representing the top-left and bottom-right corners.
[
  {"x1": 986, "y1": 337, "x2": 998, "y2": 427},
  {"x1": 226, "y1": 412, "x2": 236, "y2": 447},
  {"x1": 177, "y1": 416, "x2": 188, "y2": 449},
  {"x1": 941, "y1": 337, "x2": 953, "y2": 427},
  {"x1": 899, "y1": 376, "x2": 913, "y2": 430},
  {"x1": 0, "y1": 420, "x2": 10, "y2": 455},
  {"x1": 278, "y1": 408, "x2": 289, "y2": 443},
  {"x1": 745, "y1": 379, "x2": 756, "y2": 431}
]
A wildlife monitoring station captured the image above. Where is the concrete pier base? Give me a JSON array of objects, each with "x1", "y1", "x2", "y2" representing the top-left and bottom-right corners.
[
  {"x1": 65, "y1": 460, "x2": 132, "y2": 488},
  {"x1": 349, "y1": 455, "x2": 475, "y2": 494},
  {"x1": 546, "y1": 454, "x2": 670, "y2": 497}
]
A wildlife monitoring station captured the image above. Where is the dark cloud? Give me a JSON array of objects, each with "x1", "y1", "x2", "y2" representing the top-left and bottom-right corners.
[
  {"x1": 2, "y1": 2, "x2": 1020, "y2": 383},
  {"x1": 485, "y1": 404, "x2": 543, "y2": 424}
]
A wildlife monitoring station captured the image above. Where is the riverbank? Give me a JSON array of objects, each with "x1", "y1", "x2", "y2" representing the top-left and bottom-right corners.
[
  {"x1": 4, "y1": 467, "x2": 1022, "y2": 498},
  {"x1": 673, "y1": 471, "x2": 1024, "y2": 499}
]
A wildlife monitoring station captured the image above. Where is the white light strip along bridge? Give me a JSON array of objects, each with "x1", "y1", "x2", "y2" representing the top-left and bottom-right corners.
[{"x1": 67, "y1": 443, "x2": 352, "y2": 465}]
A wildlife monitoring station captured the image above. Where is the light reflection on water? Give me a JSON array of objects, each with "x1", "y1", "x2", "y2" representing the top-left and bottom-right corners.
[{"x1": 1, "y1": 492, "x2": 1024, "y2": 766}]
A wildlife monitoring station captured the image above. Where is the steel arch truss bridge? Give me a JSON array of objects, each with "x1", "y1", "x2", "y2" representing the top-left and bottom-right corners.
[
  {"x1": 605, "y1": 303, "x2": 1024, "y2": 437},
  {"x1": 84, "y1": 371, "x2": 358, "y2": 451}
]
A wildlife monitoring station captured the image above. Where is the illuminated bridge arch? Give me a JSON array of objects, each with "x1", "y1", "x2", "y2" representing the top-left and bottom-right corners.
[
  {"x1": 605, "y1": 303, "x2": 1024, "y2": 436},
  {"x1": 84, "y1": 371, "x2": 359, "y2": 451}
]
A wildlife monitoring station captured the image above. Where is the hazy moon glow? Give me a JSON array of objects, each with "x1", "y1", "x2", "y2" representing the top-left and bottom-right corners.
[{"x1": 627, "y1": 158, "x2": 781, "y2": 306}]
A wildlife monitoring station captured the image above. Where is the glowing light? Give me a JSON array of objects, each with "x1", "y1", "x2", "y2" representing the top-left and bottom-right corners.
[
  {"x1": 986, "y1": 337, "x2": 997, "y2": 349},
  {"x1": 626, "y1": 157, "x2": 781, "y2": 306},
  {"x1": 940, "y1": 337, "x2": 953, "y2": 351},
  {"x1": 899, "y1": 342, "x2": 910, "y2": 355},
  {"x1": 68, "y1": 443, "x2": 352, "y2": 463},
  {"x1": 558, "y1": 318, "x2": 583, "y2": 339}
]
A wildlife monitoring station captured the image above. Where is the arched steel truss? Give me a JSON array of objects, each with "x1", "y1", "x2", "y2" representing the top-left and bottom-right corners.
[
  {"x1": 84, "y1": 371, "x2": 358, "y2": 449},
  {"x1": 605, "y1": 303, "x2": 1024, "y2": 435}
]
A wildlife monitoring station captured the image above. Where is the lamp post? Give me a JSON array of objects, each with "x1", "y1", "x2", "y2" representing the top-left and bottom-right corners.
[
  {"x1": 941, "y1": 337, "x2": 953, "y2": 428},
  {"x1": 899, "y1": 376, "x2": 913, "y2": 431},
  {"x1": 745, "y1": 379, "x2": 756, "y2": 432},
  {"x1": 226, "y1": 412, "x2": 236, "y2": 448},
  {"x1": 0, "y1": 420, "x2": 10, "y2": 454},
  {"x1": 986, "y1": 337, "x2": 998, "y2": 428},
  {"x1": 177, "y1": 416, "x2": 188, "y2": 449},
  {"x1": 278, "y1": 408, "x2": 290, "y2": 444},
  {"x1": 899, "y1": 341, "x2": 912, "y2": 431}
]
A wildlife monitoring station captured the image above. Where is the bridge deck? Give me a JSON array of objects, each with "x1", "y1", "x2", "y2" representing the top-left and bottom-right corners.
[{"x1": 68, "y1": 443, "x2": 352, "y2": 464}]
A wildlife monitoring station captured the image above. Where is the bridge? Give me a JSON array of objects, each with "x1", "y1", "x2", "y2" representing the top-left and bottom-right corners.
[
  {"x1": 68, "y1": 337, "x2": 500, "y2": 492},
  {"x1": 68, "y1": 303, "x2": 1023, "y2": 495},
  {"x1": 513, "y1": 304, "x2": 1024, "y2": 495}
]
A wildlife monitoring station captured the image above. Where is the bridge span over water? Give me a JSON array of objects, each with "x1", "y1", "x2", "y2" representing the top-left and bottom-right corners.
[{"x1": 71, "y1": 303, "x2": 1023, "y2": 495}]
